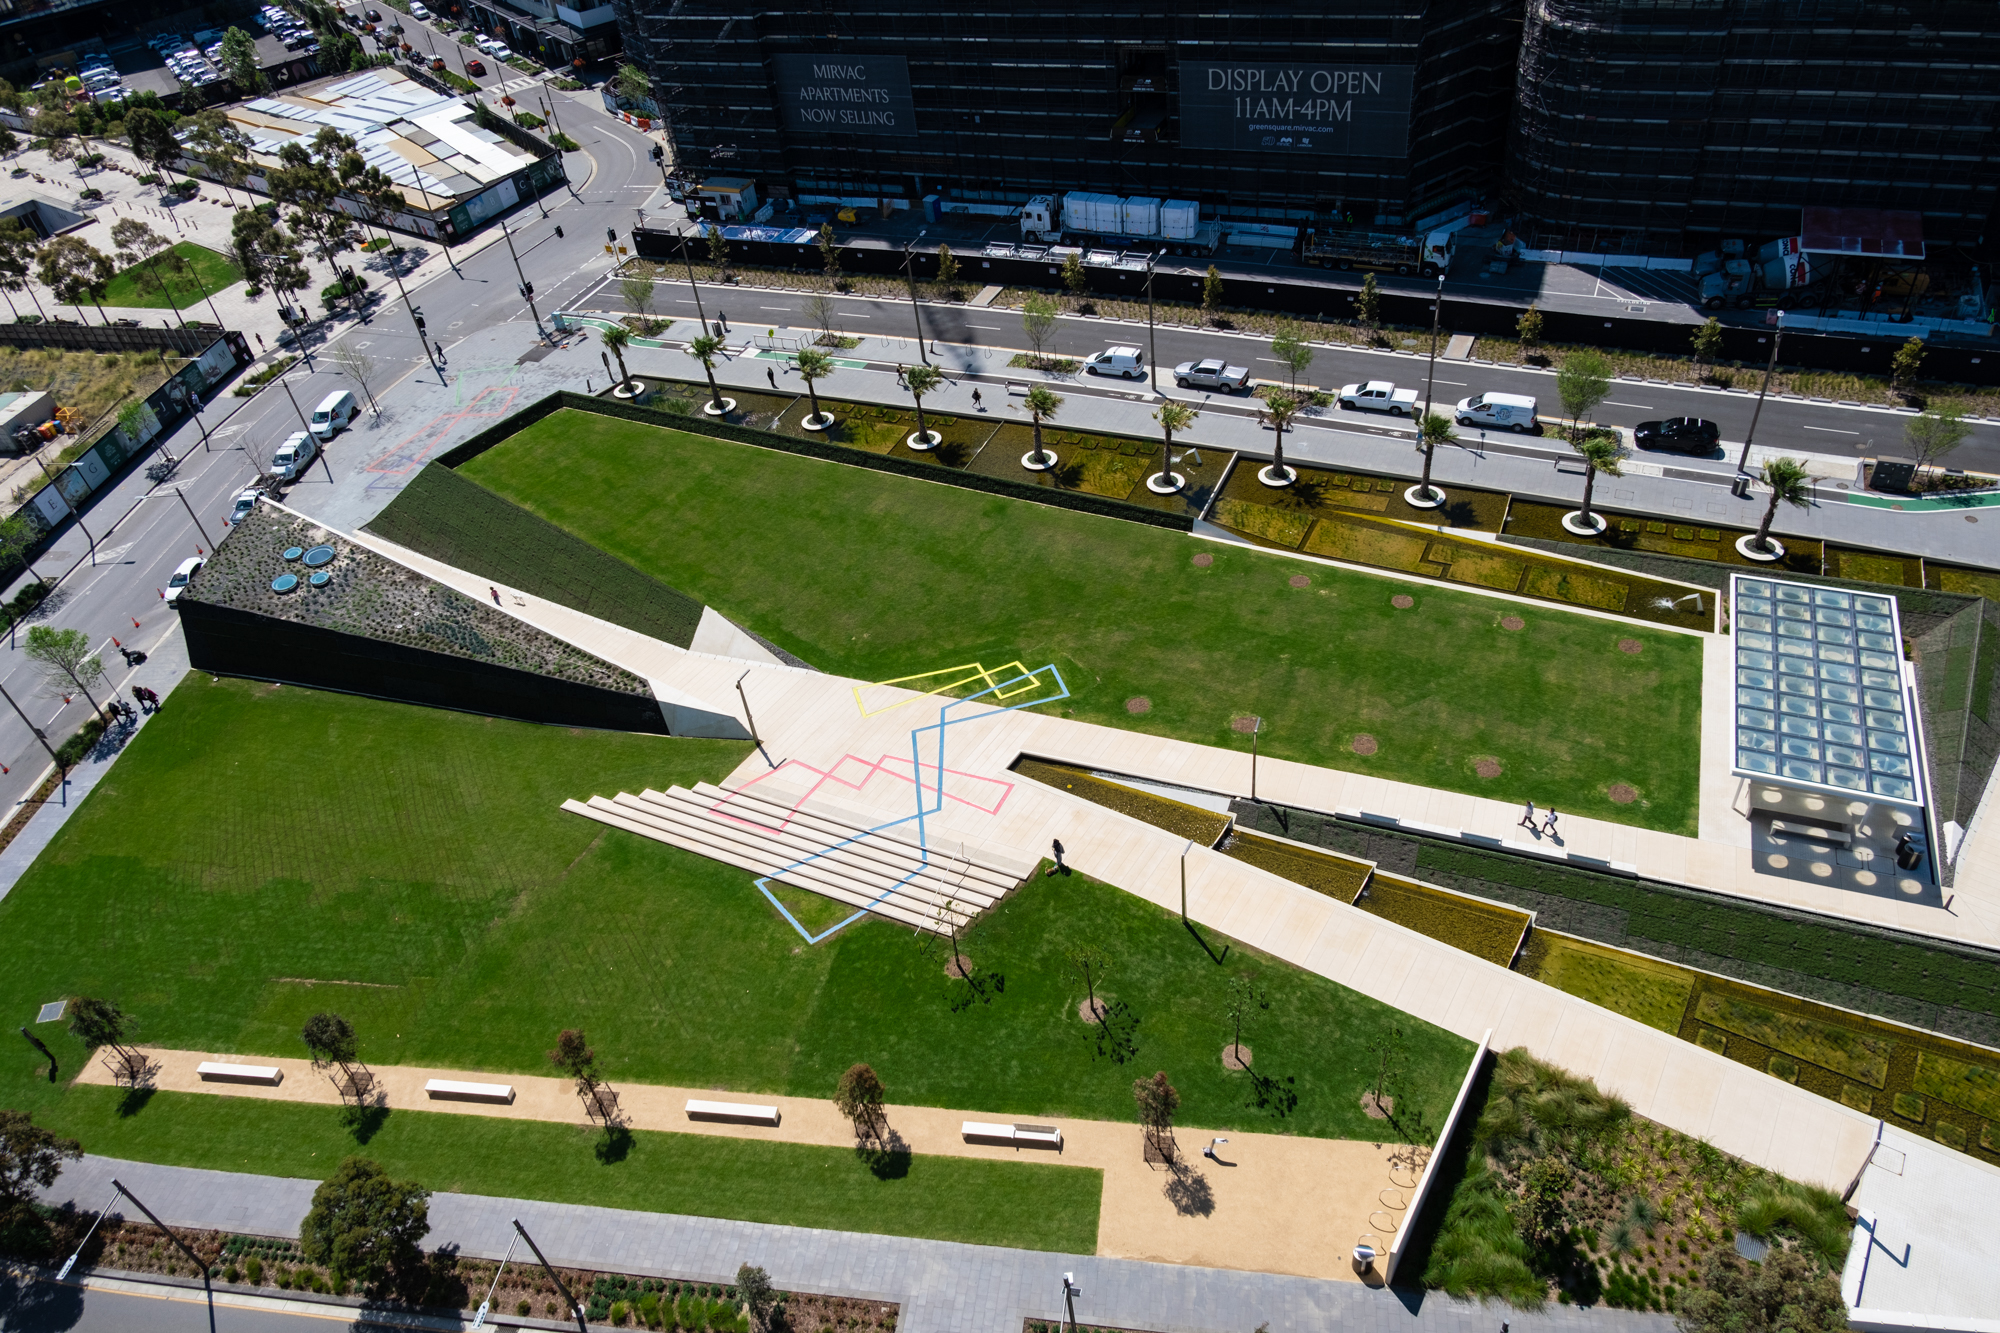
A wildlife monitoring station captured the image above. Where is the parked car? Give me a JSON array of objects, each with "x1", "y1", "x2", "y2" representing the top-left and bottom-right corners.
[
  {"x1": 465, "y1": 57, "x2": 486, "y2": 75},
  {"x1": 1454, "y1": 391, "x2": 1540, "y2": 433},
  {"x1": 310, "y1": 389, "x2": 357, "y2": 439},
  {"x1": 1337, "y1": 380, "x2": 1420, "y2": 415},
  {"x1": 229, "y1": 487, "x2": 263, "y2": 526},
  {"x1": 474, "y1": 34, "x2": 498, "y2": 51},
  {"x1": 271, "y1": 430, "x2": 318, "y2": 481},
  {"x1": 488, "y1": 44, "x2": 514, "y2": 61},
  {"x1": 409, "y1": 1, "x2": 431, "y2": 16},
  {"x1": 164, "y1": 556, "x2": 203, "y2": 604},
  {"x1": 364, "y1": 8, "x2": 382, "y2": 20},
  {"x1": 1173, "y1": 358, "x2": 1249, "y2": 392},
  {"x1": 1082, "y1": 345, "x2": 1146, "y2": 380},
  {"x1": 1634, "y1": 417, "x2": 1722, "y2": 454}
]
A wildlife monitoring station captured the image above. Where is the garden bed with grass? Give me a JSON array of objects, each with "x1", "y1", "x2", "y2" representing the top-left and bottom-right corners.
[
  {"x1": 442, "y1": 407, "x2": 1703, "y2": 830},
  {"x1": 1012, "y1": 757, "x2": 1231, "y2": 846},
  {"x1": 1351, "y1": 873, "x2": 1529, "y2": 968},
  {"x1": 1221, "y1": 829, "x2": 1371, "y2": 902},
  {"x1": 100, "y1": 242, "x2": 241, "y2": 310}
]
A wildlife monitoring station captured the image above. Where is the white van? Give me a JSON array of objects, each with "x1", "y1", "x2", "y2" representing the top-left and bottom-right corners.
[
  {"x1": 1454, "y1": 392, "x2": 1539, "y2": 433},
  {"x1": 271, "y1": 430, "x2": 318, "y2": 481},
  {"x1": 1083, "y1": 345, "x2": 1146, "y2": 380},
  {"x1": 310, "y1": 389, "x2": 357, "y2": 439}
]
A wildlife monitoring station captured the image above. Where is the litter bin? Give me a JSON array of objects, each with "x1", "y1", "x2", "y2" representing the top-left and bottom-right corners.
[{"x1": 923, "y1": 194, "x2": 942, "y2": 223}]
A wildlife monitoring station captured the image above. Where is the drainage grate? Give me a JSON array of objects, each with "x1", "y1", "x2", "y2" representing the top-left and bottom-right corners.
[{"x1": 1628, "y1": 304, "x2": 1646, "y2": 313}]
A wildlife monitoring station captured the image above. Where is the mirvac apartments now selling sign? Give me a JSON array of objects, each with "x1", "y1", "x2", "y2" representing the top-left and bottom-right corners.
[
  {"x1": 770, "y1": 54, "x2": 918, "y2": 138},
  {"x1": 1180, "y1": 61, "x2": 1414, "y2": 158}
]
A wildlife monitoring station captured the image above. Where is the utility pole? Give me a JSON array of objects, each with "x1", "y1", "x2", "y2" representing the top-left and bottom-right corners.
[
  {"x1": 112, "y1": 1179, "x2": 215, "y2": 1292},
  {"x1": 903, "y1": 230, "x2": 930, "y2": 366},
  {"x1": 172, "y1": 486, "x2": 212, "y2": 548},
  {"x1": 1249, "y1": 715, "x2": 1262, "y2": 802},
  {"x1": 380, "y1": 245, "x2": 440, "y2": 380},
  {"x1": 0, "y1": 680, "x2": 62, "y2": 769},
  {"x1": 1060, "y1": 1273, "x2": 1082, "y2": 1333},
  {"x1": 512, "y1": 1219, "x2": 588, "y2": 1333},
  {"x1": 1422, "y1": 272, "x2": 1444, "y2": 421},
  {"x1": 675, "y1": 226, "x2": 707, "y2": 328},
  {"x1": 1145, "y1": 252, "x2": 1159, "y2": 394},
  {"x1": 31, "y1": 452, "x2": 97, "y2": 565},
  {"x1": 499, "y1": 216, "x2": 547, "y2": 340},
  {"x1": 177, "y1": 383, "x2": 213, "y2": 452},
  {"x1": 1733, "y1": 310, "x2": 1785, "y2": 494},
  {"x1": 277, "y1": 375, "x2": 336, "y2": 485}
]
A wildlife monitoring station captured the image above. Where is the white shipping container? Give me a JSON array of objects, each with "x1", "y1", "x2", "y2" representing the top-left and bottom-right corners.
[
  {"x1": 1160, "y1": 199, "x2": 1200, "y2": 241},
  {"x1": 1062, "y1": 192, "x2": 1119, "y2": 234},
  {"x1": 1123, "y1": 197, "x2": 1160, "y2": 236}
]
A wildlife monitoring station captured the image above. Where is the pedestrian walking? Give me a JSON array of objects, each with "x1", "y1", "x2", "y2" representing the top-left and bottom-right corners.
[
  {"x1": 435, "y1": 341, "x2": 447, "y2": 364},
  {"x1": 489, "y1": 585, "x2": 502, "y2": 606},
  {"x1": 255, "y1": 332, "x2": 265, "y2": 349},
  {"x1": 971, "y1": 386, "x2": 983, "y2": 411},
  {"x1": 766, "y1": 367, "x2": 777, "y2": 390},
  {"x1": 1518, "y1": 800, "x2": 1536, "y2": 831},
  {"x1": 1044, "y1": 838, "x2": 1068, "y2": 877},
  {"x1": 1542, "y1": 807, "x2": 1559, "y2": 838}
]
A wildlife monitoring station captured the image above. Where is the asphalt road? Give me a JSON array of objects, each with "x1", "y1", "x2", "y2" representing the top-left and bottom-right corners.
[
  {"x1": 590, "y1": 282, "x2": 2000, "y2": 475},
  {"x1": 0, "y1": 73, "x2": 665, "y2": 820}
]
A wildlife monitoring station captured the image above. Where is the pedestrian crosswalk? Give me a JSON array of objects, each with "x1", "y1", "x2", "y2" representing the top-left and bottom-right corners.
[{"x1": 494, "y1": 76, "x2": 543, "y2": 94}]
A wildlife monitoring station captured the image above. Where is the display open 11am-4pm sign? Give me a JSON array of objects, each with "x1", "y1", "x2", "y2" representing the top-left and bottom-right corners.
[
  {"x1": 770, "y1": 53, "x2": 918, "y2": 138},
  {"x1": 1179, "y1": 61, "x2": 1414, "y2": 159}
]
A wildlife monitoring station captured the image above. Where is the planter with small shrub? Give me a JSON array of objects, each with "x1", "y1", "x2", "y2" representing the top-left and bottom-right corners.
[{"x1": 77, "y1": 188, "x2": 102, "y2": 201}]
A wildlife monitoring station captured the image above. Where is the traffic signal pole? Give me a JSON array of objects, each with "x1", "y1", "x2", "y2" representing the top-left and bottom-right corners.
[{"x1": 499, "y1": 217, "x2": 548, "y2": 341}]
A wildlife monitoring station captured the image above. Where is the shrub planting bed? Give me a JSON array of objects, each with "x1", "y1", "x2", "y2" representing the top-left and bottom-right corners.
[
  {"x1": 1350, "y1": 873, "x2": 1529, "y2": 968},
  {"x1": 1012, "y1": 757, "x2": 1231, "y2": 846}
]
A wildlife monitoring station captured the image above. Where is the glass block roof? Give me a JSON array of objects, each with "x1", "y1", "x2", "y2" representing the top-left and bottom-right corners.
[{"x1": 1729, "y1": 574, "x2": 1922, "y2": 806}]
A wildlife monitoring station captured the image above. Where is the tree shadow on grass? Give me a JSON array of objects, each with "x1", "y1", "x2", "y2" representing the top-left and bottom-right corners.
[
  {"x1": 1246, "y1": 1067, "x2": 1299, "y2": 1118},
  {"x1": 343, "y1": 1103, "x2": 391, "y2": 1145},
  {"x1": 948, "y1": 968, "x2": 1005, "y2": 1013},
  {"x1": 115, "y1": 1086, "x2": 156, "y2": 1119},
  {"x1": 1162, "y1": 1162, "x2": 1215, "y2": 1218},
  {"x1": 857, "y1": 1127, "x2": 910, "y2": 1180},
  {"x1": 1091, "y1": 998, "x2": 1140, "y2": 1065},
  {"x1": 593, "y1": 1125, "x2": 634, "y2": 1165}
]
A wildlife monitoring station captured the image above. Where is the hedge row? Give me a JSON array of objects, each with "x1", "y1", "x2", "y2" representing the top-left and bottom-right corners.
[
  {"x1": 363, "y1": 462, "x2": 707, "y2": 650},
  {"x1": 433, "y1": 391, "x2": 1196, "y2": 533}
]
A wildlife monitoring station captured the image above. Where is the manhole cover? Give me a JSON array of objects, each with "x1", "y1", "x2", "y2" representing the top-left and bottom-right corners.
[
  {"x1": 308, "y1": 570, "x2": 332, "y2": 588},
  {"x1": 282, "y1": 546, "x2": 304, "y2": 561},
  {"x1": 272, "y1": 573, "x2": 300, "y2": 594},
  {"x1": 302, "y1": 545, "x2": 337, "y2": 568}
]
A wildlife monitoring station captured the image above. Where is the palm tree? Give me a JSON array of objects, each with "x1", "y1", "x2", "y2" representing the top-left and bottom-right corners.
[
  {"x1": 1024, "y1": 384, "x2": 1063, "y2": 468},
  {"x1": 904, "y1": 362, "x2": 943, "y2": 449},
  {"x1": 1750, "y1": 457, "x2": 1813, "y2": 555},
  {"x1": 1260, "y1": 389, "x2": 1301, "y2": 485},
  {"x1": 688, "y1": 333, "x2": 727, "y2": 413},
  {"x1": 1414, "y1": 411, "x2": 1455, "y2": 505},
  {"x1": 1151, "y1": 400, "x2": 1198, "y2": 492},
  {"x1": 601, "y1": 325, "x2": 635, "y2": 393},
  {"x1": 1569, "y1": 433, "x2": 1628, "y2": 532},
  {"x1": 795, "y1": 346, "x2": 835, "y2": 428}
]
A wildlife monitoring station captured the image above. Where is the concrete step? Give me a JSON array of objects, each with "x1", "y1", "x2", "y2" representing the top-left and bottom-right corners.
[{"x1": 709, "y1": 778, "x2": 1038, "y2": 882}]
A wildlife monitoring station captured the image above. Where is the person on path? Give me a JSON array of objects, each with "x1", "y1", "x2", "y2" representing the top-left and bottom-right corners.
[
  {"x1": 766, "y1": 367, "x2": 777, "y2": 390},
  {"x1": 1542, "y1": 807, "x2": 1559, "y2": 838},
  {"x1": 434, "y1": 341, "x2": 447, "y2": 364},
  {"x1": 1518, "y1": 800, "x2": 1536, "y2": 831},
  {"x1": 1044, "y1": 838, "x2": 1067, "y2": 877},
  {"x1": 255, "y1": 332, "x2": 264, "y2": 349},
  {"x1": 489, "y1": 585, "x2": 502, "y2": 606},
  {"x1": 971, "y1": 386, "x2": 983, "y2": 411}
]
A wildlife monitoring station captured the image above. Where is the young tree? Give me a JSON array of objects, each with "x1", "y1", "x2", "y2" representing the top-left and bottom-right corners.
[
  {"x1": 1355, "y1": 272, "x2": 1380, "y2": 331},
  {"x1": 1890, "y1": 335, "x2": 1926, "y2": 398},
  {"x1": 219, "y1": 27, "x2": 269, "y2": 96},
  {"x1": 330, "y1": 343, "x2": 380, "y2": 414},
  {"x1": 1556, "y1": 349, "x2": 1613, "y2": 447},
  {"x1": 25, "y1": 625, "x2": 107, "y2": 716},
  {"x1": 1258, "y1": 388, "x2": 1301, "y2": 483},
  {"x1": 0, "y1": 128, "x2": 16, "y2": 162},
  {"x1": 1223, "y1": 974, "x2": 1267, "y2": 1068},
  {"x1": 706, "y1": 223, "x2": 730, "y2": 279},
  {"x1": 1414, "y1": 411, "x2": 1454, "y2": 505},
  {"x1": 1679, "y1": 1247, "x2": 1846, "y2": 1333},
  {"x1": 736, "y1": 1264, "x2": 777, "y2": 1333},
  {"x1": 188, "y1": 110, "x2": 253, "y2": 208},
  {"x1": 0, "y1": 1111, "x2": 82, "y2": 1228},
  {"x1": 110, "y1": 217, "x2": 188, "y2": 303},
  {"x1": 35, "y1": 236, "x2": 114, "y2": 324},
  {"x1": 123, "y1": 107, "x2": 185, "y2": 190},
  {"x1": 1200, "y1": 265, "x2": 1224, "y2": 324},
  {"x1": 1150, "y1": 399, "x2": 1198, "y2": 493},
  {"x1": 1066, "y1": 944, "x2": 1110, "y2": 1023},
  {"x1": 1366, "y1": 1024, "x2": 1406, "y2": 1112},
  {"x1": 1570, "y1": 432, "x2": 1627, "y2": 533},
  {"x1": 834, "y1": 1062, "x2": 887, "y2": 1146},
  {"x1": 688, "y1": 333, "x2": 727, "y2": 412},
  {"x1": 600, "y1": 324, "x2": 636, "y2": 392},
  {"x1": 1024, "y1": 383, "x2": 1062, "y2": 467},
  {"x1": 1749, "y1": 457, "x2": 1813, "y2": 555},
  {"x1": 1061, "y1": 251, "x2": 1087, "y2": 306},
  {"x1": 933, "y1": 243, "x2": 958, "y2": 295},
  {"x1": 903, "y1": 361, "x2": 943, "y2": 448},
  {"x1": 1516, "y1": 302, "x2": 1543, "y2": 353},
  {"x1": 1904, "y1": 404, "x2": 1970, "y2": 482},
  {"x1": 817, "y1": 224, "x2": 841, "y2": 288},
  {"x1": 620, "y1": 274, "x2": 656, "y2": 325},
  {"x1": 299, "y1": 1157, "x2": 430, "y2": 1294},
  {"x1": 1269, "y1": 321, "x2": 1313, "y2": 389},
  {"x1": 0, "y1": 217, "x2": 45, "y2": 320},
  {"x1": 33, "y1": 90, "x2": 78, "y2": 177},
  {"x1": 549, "y1": 1028, "x2": 617, "y2": 1124},
  {"x1": 301, "y1": 1011, "x2": 367, "y2": 1098},
  {"x1": 794, "y1": 345, "x2": 835, "y2": 427},
  {"x1": 613, "y1": 62, "x2": 652, "y2": 109},
  {"x1": 1020, "y1": 293, "x2": 1059, "y2": 366},
  {"x1": 1132, "y1": 1070, "x2": 1180, "y2": 1162},
  {"x1": 1690, "y1": 316, "x2": 1723, "y2": 371},
  {"x1": 804, "y1": 293, "x2": 837, "y2": 346},
  {"x1": 67, "y1": 996, "x2": 139, "y2": 1076}
]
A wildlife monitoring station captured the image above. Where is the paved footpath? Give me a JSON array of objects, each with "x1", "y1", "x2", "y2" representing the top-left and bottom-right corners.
[{"x1": 42, "y1": 1155, "x2": 1670, "y2": 1333}]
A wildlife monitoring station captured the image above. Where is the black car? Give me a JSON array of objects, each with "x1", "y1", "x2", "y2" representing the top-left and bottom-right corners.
[{"x1": 1634, "y1": 417, "x2": 1721, "y2": 454}]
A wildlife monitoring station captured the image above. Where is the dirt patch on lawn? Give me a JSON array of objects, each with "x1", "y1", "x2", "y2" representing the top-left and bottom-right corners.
[
  {"x1": 1500, "y1": 615, "x2": 1525, "y2": 631},
  {"x1": 1472, "y1": 757, "x2": 1503, "y2": 779},
  {"x1": 1392, "y1": 594, "x2": 1414, "y2": 609},
  {"x1": 1361, "y1": 1091, "x2": 1394, "y2": 1119},
  {"x1": 1351, "y1": 734, "x2": 1379, "y2": 755},
  {"x1": 1618, "y1": 638, "x2": 1644, "y2": 654},
  {"x1": 1078, "y1": 996, "x2": 1108, "y2": 1024},
  {"x1": 1608, "y1": 783, "x2": 1639, "y2": 804},
  {"x1": 1222, "y1": 1043, "x2": 1253, "y2": 1071},
  {"x1": 1191, "y1": 552, "x2": 1214, "y2": 567},
  {"x1": 1126, "y1": 696, "x2": 1152, "y2": 714},
  {"x1": 1230, "y1": 715, "x2": 1260, "y2": 733},
  {"x1": 945, "y1": 954, "x2": 974, "y2": 979},
  {"x1": 1289, "y1": 574, "x2": 1311, "y2": 588}
]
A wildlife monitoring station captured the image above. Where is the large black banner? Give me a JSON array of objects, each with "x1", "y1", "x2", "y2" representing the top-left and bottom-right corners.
[
  {"x1": 770, "y1": 53, "x2": 918, "y2": 138},
  {"x1": 1180, "y1": 61, "x2": 1413, "y2": 158}
]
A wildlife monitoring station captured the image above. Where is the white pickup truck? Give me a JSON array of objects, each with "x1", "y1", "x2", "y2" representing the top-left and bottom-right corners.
[{"x1": 1338, "y1": 380, "x2": 1421, "y2": 416}]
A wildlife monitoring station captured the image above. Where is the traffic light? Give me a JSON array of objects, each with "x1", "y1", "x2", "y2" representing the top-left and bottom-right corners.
[
  {"x1": 606, "y1": 227, "x2": 616, "y2": 244},
  {"x1": 553, "y1": 224, "x2": 564, "y2": 239},
  {"x1": 412, "y1": 307, "x2": 426, "y2": 333},
  {"x1": 519, "y1": 281, "x2": 534, "y2": 299},
  {"x1": 651, "y1": 144, "x2": 663, "y2": 162}
]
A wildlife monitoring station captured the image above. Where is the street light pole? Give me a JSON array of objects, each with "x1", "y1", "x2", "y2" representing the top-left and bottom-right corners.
[
  {"x1": 1060, "y1": 1274, "x2": 1082, "y2": 1333},
  {"x1": 0, "y1": 680, "x2": 62, "y2": 769},
  {"x1": 1733, "y1": 311, "x2": 1785, "y2": 488},
  {"x1": 1249, "y1": 715, "x2": 1262, "y2": 802},
  {"x1": 903, "y1": 230, "x2": 929, "y2": 366},
  {"x1": 172, "y1": 486, "x2": 212, "y2": 548},
  {"x1": 1422, "y1": 272, "x2": 1444, "y2": 421},
  {"x1": 31, "y1": 453, "x2": 96, "y2": 565},
  {"x1": 112, "y1": 1179, "x2": 215, "y2": 1295},
  {"x1": 277, "y1": 375, "x2": 337, "y2": 485},
  {"x1": 499, "y1": 216, "x2": 547, "y2": 340},
  {"x1": 1146, "y1": 252, "x2": 1158, "y2": 395},
  {"x1": 677, "y1": 226, "x2": 708, "y2": 329},
  {"x1": 512, "y1": 1219, "x2": 588, "y2": 1333}
]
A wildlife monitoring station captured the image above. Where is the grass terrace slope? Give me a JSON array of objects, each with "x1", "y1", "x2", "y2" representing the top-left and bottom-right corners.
[{"x1": 447, "y1": 410, "x2": 1704, "y2": 831}]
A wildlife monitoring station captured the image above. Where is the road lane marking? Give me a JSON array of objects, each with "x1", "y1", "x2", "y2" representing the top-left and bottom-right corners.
[
  {"x1": 1605, "y1": 401, "x2": 1655, "y2": 409},
  {"x1": 967, "y1": 324, "x2": 1004, "y2": 330},
  {"x1": 1802, "y1": 425, "x2": 1860, "y2": 434}
]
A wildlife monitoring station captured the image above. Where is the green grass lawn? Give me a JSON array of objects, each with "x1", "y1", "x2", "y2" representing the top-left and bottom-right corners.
[
  {"x1": 100, "y1": 243, "x2": 242, "y2": 310},
  {"x1": 2, "y1": 679, "x2": 1469, "y2": 1166},
  {"x1": 39, "y1": 1085, "x2": 1100, "y2": 1253},
  {"x1": 447, "y1": 411, "x2": 1702, "y2": 831}
]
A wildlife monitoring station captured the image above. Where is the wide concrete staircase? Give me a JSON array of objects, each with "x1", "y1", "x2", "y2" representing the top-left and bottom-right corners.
[{"x1": 561, "y1": 781, "x2": 1034, "y2": 933}]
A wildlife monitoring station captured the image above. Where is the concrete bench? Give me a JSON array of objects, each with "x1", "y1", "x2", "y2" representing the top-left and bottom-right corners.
[
  {"x1": 425, "y1": 1079, "x2": 515, "y2": 1104},
  {"x1": 686, "y1": 1099, "x2": 781, "y2": 1126},
  {"x1": 197, "y1": 1061, "x2": 282, "y2": 1086},
  {"x1": 962, "y1": 1121, "x2": 1063, "y2": 1150},
  {"x1": 1006, "y1": 382, "x2": 1030, "y2": 397}
]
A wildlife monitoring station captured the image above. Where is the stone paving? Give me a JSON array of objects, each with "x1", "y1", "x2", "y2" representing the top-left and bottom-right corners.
[{"x1": 42, "y1": 1155, "x2": 1675, "y2": 1333}]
